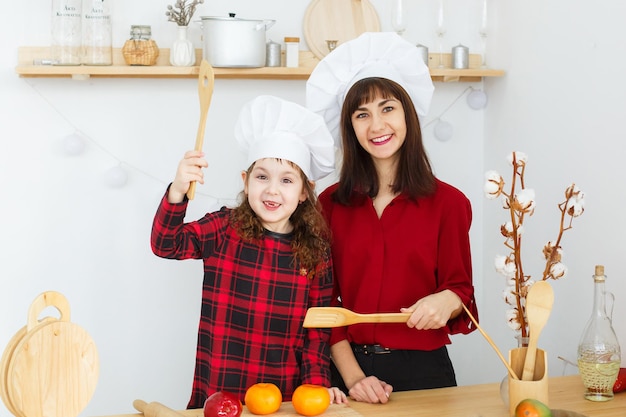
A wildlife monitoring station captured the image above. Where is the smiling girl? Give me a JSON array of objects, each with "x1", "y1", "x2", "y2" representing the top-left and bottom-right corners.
[{"x1": 151, "y1": 95, "x2": 347, "y2": 407}]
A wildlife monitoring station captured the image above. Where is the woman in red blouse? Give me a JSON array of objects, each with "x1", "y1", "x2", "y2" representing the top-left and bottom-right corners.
[
  {"x1": 307, "y1": 33, "x2": 478, "y2": 403},
  {"x1": 151, "y1": 96, "x2": 347, "y2": 407}
]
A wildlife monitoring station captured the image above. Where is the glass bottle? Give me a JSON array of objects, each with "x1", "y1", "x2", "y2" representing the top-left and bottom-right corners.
[
  {"x1": 577, "y1": 265, "x2": 621, "y2": 401},
  {"x1": 51, "y1": 0, "x2": 82, "y2": 65},
  {"x1": 82, "y1": 0, "x2": 112, "y2": 65}
]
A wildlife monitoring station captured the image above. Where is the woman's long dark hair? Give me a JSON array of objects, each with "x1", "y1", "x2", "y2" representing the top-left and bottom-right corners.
[
  {"x1": 229, "y1": 159, "x2": 331, "y2": 279},
  {"x1": 333, "y1": 77, "x2": 436, "y2": 205}
]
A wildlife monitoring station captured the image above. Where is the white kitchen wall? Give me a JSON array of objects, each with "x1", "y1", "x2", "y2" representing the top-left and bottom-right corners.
[{"x1": 1, "y1": 1, "x2": 624, "y2": 416}]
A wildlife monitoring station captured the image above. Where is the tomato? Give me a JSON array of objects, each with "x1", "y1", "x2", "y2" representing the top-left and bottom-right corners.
[
  {"x1": 292, "y1": 384, "x2": 330, "y2": 416},
  {"x1": 613, "y1": 367, "x2": 626, "y2": 393},
  {"x1": 203, "y1": 391, "x2": 243, "y2": 417},
  {"x1": 244, "y1": 383, "x2": 282, "y2": 415}
]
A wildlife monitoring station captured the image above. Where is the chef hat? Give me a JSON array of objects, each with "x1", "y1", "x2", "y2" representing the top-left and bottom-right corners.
[
  {"x1": 234, "y1": 95, "x2": 335, "y2": 181},
  {"x1": 306, "y1": 32, "x2": 435, "y2": 144}
]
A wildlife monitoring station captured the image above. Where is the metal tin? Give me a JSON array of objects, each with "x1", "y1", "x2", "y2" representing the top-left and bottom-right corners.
[
  {"x1": 265, "y1": 40, "x2": 281, "y2": 67},
  {"x1": 452, "y1": 44, "x2": 469, "y2": 69},
  {"x1": 415, "y1": 44, "x2": 429, "y2": 66}
]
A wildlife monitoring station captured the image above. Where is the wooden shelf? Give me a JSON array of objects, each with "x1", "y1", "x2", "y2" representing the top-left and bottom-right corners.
[{"x1": 16, "y1": 47, "x2": 504, "y2": 82}]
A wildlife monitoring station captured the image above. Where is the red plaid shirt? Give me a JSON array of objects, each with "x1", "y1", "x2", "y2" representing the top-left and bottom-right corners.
[{"x1": 151, "y1": 192, "x2": 333, "y2": 407}]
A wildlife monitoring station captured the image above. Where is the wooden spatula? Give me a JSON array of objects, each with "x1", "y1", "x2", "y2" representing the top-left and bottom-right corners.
[
  {"x1": 521, "y1": 280, "x2": 554, "y2": 381},
  {"x1": 186, "y1": 59, "x2": 215, "y2": 200},
  {"x1": 302, "y1": 307, "x2": 410, "y2": 328}
]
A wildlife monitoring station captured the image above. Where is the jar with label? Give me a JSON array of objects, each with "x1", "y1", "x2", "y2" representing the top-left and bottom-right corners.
[
  {"x1": 82, "y1": 0, "x2": 112, "y2": 65},
  {"x1": 284, "y1": 37, "x2": 299, "y2": 68},
  {"x1": 51, "y1": 0, "x2": 82, "y2": 65},
  {"x1": 122, "y1": 25, "x2": 159, "y2": 66}
]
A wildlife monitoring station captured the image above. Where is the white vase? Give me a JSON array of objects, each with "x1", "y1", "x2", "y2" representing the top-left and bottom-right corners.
[{"x1": 170, "y1": 26, "x2": 196, "y2": 67}]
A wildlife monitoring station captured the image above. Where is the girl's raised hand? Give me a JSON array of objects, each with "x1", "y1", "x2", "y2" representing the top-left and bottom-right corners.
[{"x1": 168, "y1": 150, "x2": 208, "y2": 203}]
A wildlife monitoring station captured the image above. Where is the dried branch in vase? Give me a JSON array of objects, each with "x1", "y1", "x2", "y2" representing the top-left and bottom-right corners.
[
  {"x1": 166, "y1": 0, "x2": 204, "y2": 27},
  {"x1": 484, "y1": 151, "x2": 585, "y2": 340}
]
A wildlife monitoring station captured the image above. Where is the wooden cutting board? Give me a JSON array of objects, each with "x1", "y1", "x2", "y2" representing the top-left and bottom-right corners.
[
  {"x1": 303, "y1": 0, "x2": 380, "y2": 60},
  {"x1": 1, "y1": 291, "x2": 99, "y2": 417}
]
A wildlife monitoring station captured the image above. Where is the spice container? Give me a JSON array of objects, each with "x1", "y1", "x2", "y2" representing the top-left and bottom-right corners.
[
  {"x1": 451, "y1": 44, "x2": 469, "y2": 69},
  {"x1": 122, "y1": 25, "x2": 159, "y2": 66},
  {"x1": 265, "y1": 40, "x2": 281, "y2": 67},
  {"x1": 284, "y1": 37, "x2": 299, "y2": 68},
  {"x1": 51, "y1": 0, "x2": 82, "y2": 65}
]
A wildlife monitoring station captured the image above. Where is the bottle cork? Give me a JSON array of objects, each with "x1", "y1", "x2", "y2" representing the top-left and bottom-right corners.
[{"x1": 594, "y1": 264, "x2": 606, "y2": 281}]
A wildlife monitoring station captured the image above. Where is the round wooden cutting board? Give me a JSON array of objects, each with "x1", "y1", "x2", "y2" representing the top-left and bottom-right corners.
[
  {"x1": 1, "y1": 291, "x2": 99, "y2": 417},
  {"x1": 303, "y1": 0, "x2": 381, "y2": 60}
]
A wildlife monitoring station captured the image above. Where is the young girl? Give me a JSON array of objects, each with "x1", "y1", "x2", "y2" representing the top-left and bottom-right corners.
[
  {"x1": 151, "y1": 95, "x2": 347, "y2": 407},
  {"x1": 306, "y1": 33, "x2": 478, "y2": 403}
]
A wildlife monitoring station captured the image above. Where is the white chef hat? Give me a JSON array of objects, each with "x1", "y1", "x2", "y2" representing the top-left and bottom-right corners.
[
  {"x1": 234, "y1": 95, "x2": 335, "y2": 181},
  {"x1": 306, "y1": 32, "x2": 435, "y2": 144}
]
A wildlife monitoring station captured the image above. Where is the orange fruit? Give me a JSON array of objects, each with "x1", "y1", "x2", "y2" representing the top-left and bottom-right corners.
[
  {"x1": 292, "y1": 384, "x2": 331, "y2": 416},
  {"x1": 514, "y1": 398, "x2": 552, "y2": 417},
  {"x1": 244, "y1": 382, "x2": 282, "y2": 415}
]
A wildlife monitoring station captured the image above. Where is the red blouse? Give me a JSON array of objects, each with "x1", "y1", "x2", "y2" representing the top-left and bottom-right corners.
[{"x1": 319, "y1": 179, "x2": 478, "y2": 351}]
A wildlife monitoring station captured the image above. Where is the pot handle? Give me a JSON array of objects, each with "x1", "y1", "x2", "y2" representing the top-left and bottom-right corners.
[{"x1": 255, "y1": 19, "x2": 276, "y2": 31}]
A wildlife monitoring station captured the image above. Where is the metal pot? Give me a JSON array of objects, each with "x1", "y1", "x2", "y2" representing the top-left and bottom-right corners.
[{"x1": 199, "y1": 14, "x2": 275, "y2": 68}]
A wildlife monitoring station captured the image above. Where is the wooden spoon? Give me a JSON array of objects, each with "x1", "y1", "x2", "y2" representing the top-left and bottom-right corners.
[
  {"x1": 521, "y1": 280, "x2": 554, "y2": 381},
  {"x1": 302, "y1": 307, "x2": 410, "y2": 328},
  {"x1": 186, "y1": 59, "x2": 215, "y2": 200}
]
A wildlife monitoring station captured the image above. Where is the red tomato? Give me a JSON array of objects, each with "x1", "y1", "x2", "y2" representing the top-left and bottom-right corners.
[
  {"x1": 204, "y1": 391, "x2": 243, "y2": 417},
  {"x1": 613, "y1": 368, "x2": 626, "y2": 393}
]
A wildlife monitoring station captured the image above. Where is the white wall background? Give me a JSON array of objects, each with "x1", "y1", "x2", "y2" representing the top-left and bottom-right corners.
[{"x1": 1, "y1": 0, "x2": 624, "y2": 416}]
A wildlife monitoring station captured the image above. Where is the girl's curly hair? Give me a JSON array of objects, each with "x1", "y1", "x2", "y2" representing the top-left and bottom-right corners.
[{"x1": 229, "y1": 160, "x2": 331, "y2": 279}]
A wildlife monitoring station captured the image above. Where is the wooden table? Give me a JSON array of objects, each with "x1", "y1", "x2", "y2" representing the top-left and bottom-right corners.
[{"x1": 96, "y1": 375, "x2": 625, "y2": 417}]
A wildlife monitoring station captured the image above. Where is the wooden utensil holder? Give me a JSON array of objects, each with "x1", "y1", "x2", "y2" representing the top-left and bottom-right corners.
[{"x1": 508, "y1": 347, "x2": 549, "y2": 417}]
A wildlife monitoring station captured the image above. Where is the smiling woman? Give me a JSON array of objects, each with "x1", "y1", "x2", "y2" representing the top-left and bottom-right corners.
[{"x1": 306, "y1": 32, "x2": 478, "y2": 402}]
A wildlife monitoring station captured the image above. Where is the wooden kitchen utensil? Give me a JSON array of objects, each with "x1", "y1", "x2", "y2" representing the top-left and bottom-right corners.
[
  {"x1": 303, "y1": 0, "x2": 380, "y2": 60},
  {"x1": 186, "y1": 59, "x2": 215, "y2": 200},
  {"x1": 1, "y1": 291, "x2": 99, "y2": 417},
  {"x1": 521, "y1": 280, "x2": 554, "y2": 381},
  {"x1": 462, "y1": 304, "x2": 519, "y2": 380},
  {"x1": 302, "y1": 307, "x2": 410, "y2": 328},
  {"x1": 133, "y1": 399, "x2": 186, "y2": 417}
]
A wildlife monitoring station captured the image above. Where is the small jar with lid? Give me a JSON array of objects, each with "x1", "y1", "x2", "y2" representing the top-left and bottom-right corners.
[
  {"x1": 284, "y1": 37, "x2": 300, "y2": 68},
  {"x1": 122, "y1": 25, "x2": 160, "y2": 66}
]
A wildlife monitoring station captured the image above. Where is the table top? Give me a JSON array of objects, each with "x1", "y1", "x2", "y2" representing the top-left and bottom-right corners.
[{"x1": 95, "y1": 375, "x2": 626, "y2": 417}]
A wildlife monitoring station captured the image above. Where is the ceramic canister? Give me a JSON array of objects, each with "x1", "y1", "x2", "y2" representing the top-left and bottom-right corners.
[{"x1": 452, "y1": 44, "x2": 469, "y2": 69}]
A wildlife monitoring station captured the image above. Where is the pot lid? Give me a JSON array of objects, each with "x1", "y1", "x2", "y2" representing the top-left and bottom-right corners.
[{"x1": 200, "y1": 13, "x2": 264, "y2": 23}]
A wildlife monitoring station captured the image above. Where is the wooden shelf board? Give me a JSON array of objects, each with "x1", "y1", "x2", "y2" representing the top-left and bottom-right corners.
[{"x1": 16, "y1": 47, "x2": 505, "y2": 81}]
